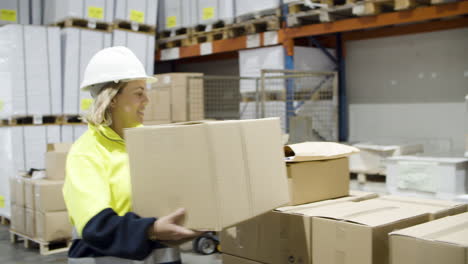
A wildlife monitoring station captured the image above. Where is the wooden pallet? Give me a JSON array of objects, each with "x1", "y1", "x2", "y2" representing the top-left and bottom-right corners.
[
  {"x1": 289, "y1": 0, "x2": 354, "y2": 14},
  {"x1": 235, "y1": 7, "x2": 282, "y2": 23},
  {"x1": 0, "y1": 215, "x2": 10, "y2": 226},
  {"x1": 159, "y1": 27, "x2": 192, "y2": 39},
  {"x1": 9, "y1": 230, "x2": 71, "y2": 256},
  {"x1": 53, "y1": 18, "x2": 112, "y2": 32},
  {"x1": 0, "y1": 115, "x2": 85, "y2": 126},
  {"x1": 351, "y1": 0, "x2": 438, "y2": 16},
  {"x1": 0, "y1": 115, "x2": 62, "y2": 126},
  {"x1": 113, "y1": 20, "x2": 156, "y2": 34},
  {"x1": 232, "y1": 15, "x2": 281, "y2": 35},
  {"x1": 350, "y1": 170, "x2": 386, "y2": 184},
  {"x1": 158, "y1": 16, "x2": 279, "y2": 48},
  {"x1": 59, "y1": 115, "x2": 84, "y2": 125},
  {"x1": 288, "y1": 4, "x2": 355, "y2": 26}
]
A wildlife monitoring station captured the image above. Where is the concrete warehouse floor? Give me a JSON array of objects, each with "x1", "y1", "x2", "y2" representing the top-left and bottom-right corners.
[
  {"x1": 0, "y1": 224, "x2": 222, "y2": 264},
  {"x1": 0, "y1": 180, "x2": 386, "y2": 263}
]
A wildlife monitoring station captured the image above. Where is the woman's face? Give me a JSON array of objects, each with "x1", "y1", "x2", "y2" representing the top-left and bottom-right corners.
[{"x1": 111, "y1": 80, "x2": 149, "y2": 127}]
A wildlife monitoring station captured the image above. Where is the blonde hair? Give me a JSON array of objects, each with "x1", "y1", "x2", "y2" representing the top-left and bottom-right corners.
[{"x1": 84, "y1": 81, "x2": 127, "y2": 126}]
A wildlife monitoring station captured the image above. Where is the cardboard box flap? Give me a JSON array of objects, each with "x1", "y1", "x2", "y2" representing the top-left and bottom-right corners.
[
  {"x1": 299, "y1": 201, "x2": 428, "y2": 227},
  {"x1": 390, "y1": 212, "x2": 468, "y2": 246},
  {"x1": 284, "y1": 142, "x2": 359, "y2": 162},
  {"x1": 379, "y1": 195, "x2": 467, "y2": 210},
  {"x1": 353, "y1": 143, "x2": 401, "y2": 152},
  {"x1": 275, "y1": 190, "x2": 378, "y2": 213},
  {"x1": 47, "y1": 143, "x2": 72, "y2": 152},
  {"x1": 349, "y1": 190, "x2": 379, "y2": 201}
]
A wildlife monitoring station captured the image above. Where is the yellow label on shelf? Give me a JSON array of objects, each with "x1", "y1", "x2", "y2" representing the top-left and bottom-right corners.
[
  {"x1": 0, "y1": 100, "x2": 3, "y2": 112},
  {"x1": 0, "y1": 196, "x2": 4, "y2": 208},
  {"x1": 202, "y1": 7, "x2": 215, "y2": 20},
  {"x1": 130, "y1": 10, "x2": 145, "y2": 23},
  {"x1": 81, "y1": 98, "x2": 93, "y2": 111},
  {"x1": 166, "y1": 16, "x2": 177, "y2": 28},
  {"x1": 88, "y1": 6, "x2": 104, "y2": 19},
  {"x1": 0, "y1": 9, "x2": 17, "y2": 22}
]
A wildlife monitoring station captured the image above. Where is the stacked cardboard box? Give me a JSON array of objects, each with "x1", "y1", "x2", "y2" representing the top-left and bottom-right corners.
[
  {"x1": 221, "y1": 193, "x2": 467, "y2": 264},
  {"x1": 284, "y1": 142, "x2": 359, "y2": 205},
  {"x1": 126, "y1": 118, "x2": 289, "y2": 231},
  {"x1": 390, "y1": 212, "x2": 468, "y2": 264},
  {"x1": 222, "y1": 254, "x2": 262, "y2": 264},
  {"x1": 144, "y1": 73, "x2": 204, "y2": 124},
  {"x1": 221, "y1": 191, "x2": 379, "y2": 264},
  {"x1": 10, "y1": 177, "x2": 25, "y2": 233},
  {"x1": 9, "y1": 143, "x2": 72, "y2": 241}
]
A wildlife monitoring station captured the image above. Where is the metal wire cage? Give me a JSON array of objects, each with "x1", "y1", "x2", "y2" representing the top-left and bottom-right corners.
[{"x1": 187, "y1": 69, "x2": 338, "y2": 143}]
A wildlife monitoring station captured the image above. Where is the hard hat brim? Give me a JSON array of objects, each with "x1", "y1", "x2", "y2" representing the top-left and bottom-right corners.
[{"x1": 81, "y1": 75, "x2": 158, "y2": 91}]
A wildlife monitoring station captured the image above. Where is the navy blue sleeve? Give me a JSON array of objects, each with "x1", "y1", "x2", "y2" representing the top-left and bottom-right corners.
[{"x1": 81, "y1": 208, "x2": 157, "y2": 260}]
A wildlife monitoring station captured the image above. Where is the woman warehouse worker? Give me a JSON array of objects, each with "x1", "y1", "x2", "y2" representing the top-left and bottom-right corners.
[{"x1": 63, "y1": 46, "x2": 201, "y2": 264}]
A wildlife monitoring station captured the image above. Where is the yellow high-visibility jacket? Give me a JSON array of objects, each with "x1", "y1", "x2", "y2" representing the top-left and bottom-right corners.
[
  {"x1": 63, "y1": 124, "x2": 180, "y2": 263},
  {"x1": 63, "y1": 124, "x2": 132, "y2": 236}
]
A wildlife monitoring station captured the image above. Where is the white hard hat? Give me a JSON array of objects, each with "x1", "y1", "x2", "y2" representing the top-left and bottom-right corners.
[{"x1": 80, "y1": 46, "x2": 157, "y2": 92}]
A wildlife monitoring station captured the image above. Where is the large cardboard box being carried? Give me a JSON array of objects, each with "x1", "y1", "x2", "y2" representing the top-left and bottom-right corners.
[
  {"x1": 148, "y1": 73, "x2": 204, "y2": 123},
  {"x1": 284, "y1": 142, "x2": 359, "y2": 205},
  {"x1": 126, "y1": 118, "x2": 289, "y2": 231},
  {"x1": 390, "y1": 212, "x2": 468, "y2": 264},
  {"x1": 220, "y1": 190, "x2": 379, "y2": 264},
  {"x1": 45, "y1": 143, "x2": 72, "y2": 181}
]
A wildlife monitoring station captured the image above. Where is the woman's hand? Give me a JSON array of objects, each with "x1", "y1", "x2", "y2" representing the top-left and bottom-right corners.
[{"x1": 148, "y1": 208, "x2": 203, "y2": 241}]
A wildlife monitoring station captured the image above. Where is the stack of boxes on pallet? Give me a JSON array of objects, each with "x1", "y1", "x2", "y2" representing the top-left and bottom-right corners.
[
  {"x1": 0, "y1": 0, "x2": 158, "y2": 224},
  {"x1": 0, "y1": 125, "x2": 84, "y2": 220},
  {"x1": 144, "y1": 73, "x2": 204, "y2": 125},
  {"x1": 9, "y1": 143, "x2": 72, "y2": 243}
]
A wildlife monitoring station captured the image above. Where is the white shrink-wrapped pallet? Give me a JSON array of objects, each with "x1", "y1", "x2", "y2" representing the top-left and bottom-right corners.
[
  {"x1": 0, "y1": 0, "x2": 30, "y2": 25},
  {"x1": 386, "y1": 156, "x2": 468, "y2": 200},
  {"x1": 62, "y1": 28, "x2": 112, "y2": 115},
  {"x1": 158, "y1": 0, "x2": 197, "y2": 32},
  {"x1": 0, "y1": 127, "x2": 24, "y2": 219},
  {"x1": 112, "y1": 30, "x2": 155, "y2": 76},
  {"x1": 0, "y1": 25, "x2": 62, "y2": 118},
  {"x1": 196, "y1": 0, "x2": 234, "y2": 26},
  {"x1": 61, "y1": 125, "x2": 88, "y2": 143},
  {"x1": 43, "y1": 0, "x2": 114, "y2": 25},
  {"x1": 114, "y1": 0, "x2": 159, "y2": 27},
  {"x1": 235, "y1": 0, "x2": 280, "y2": 18}
]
